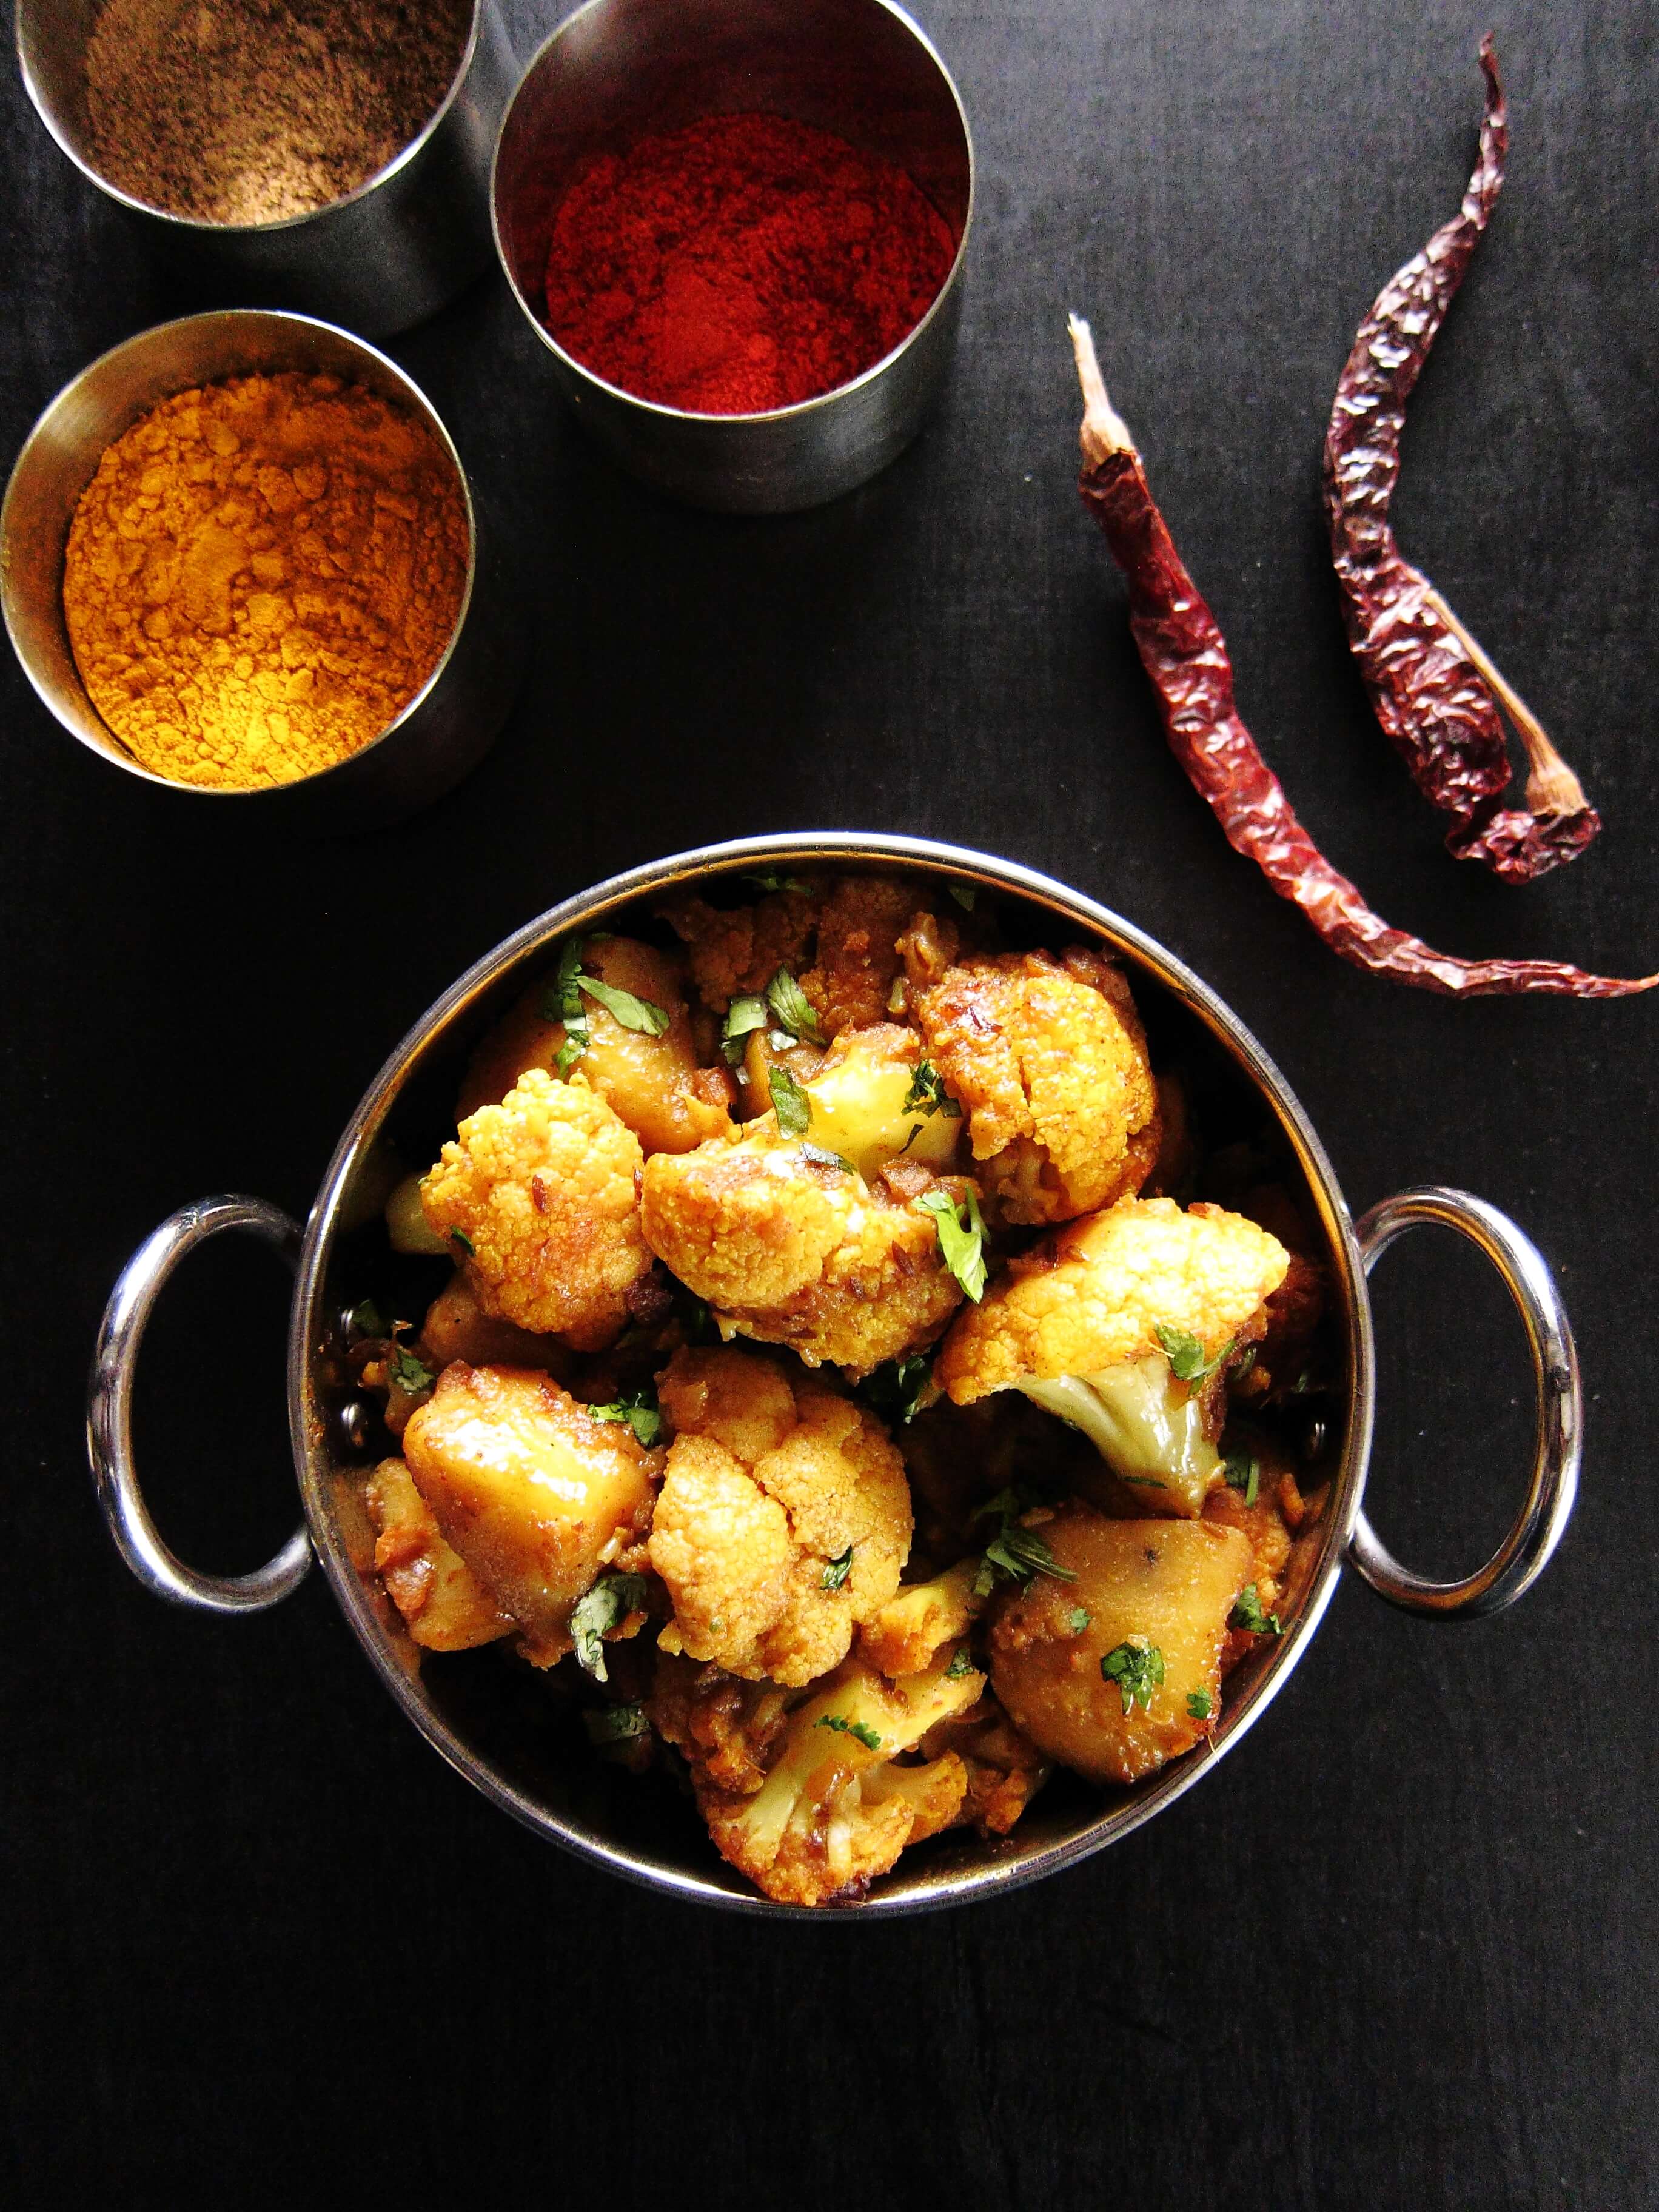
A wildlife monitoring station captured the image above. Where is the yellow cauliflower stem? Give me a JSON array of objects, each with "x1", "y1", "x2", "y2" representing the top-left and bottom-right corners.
[
  {"x1": 363, "y1": 1457, "x2": 514, "y2": 1653},
  {"x1": 910, "y1": 947, "x2": 1161, "y2": 1225},
  {"x1": 694, "y1": 1652, "x2": 984, "y2": 1906},
  {"x1": 640, "y1": 1124, "x2": 965, "y2": 1373},
  {"x1": 649, "y1": 1347, "x2": 913, "y2": 1685},
  {"x1": 402, "y1": 1362, "x2": 660, "y2": 1664},
  {"x1": 939, "y1": 1196, "x2": 1289, "y2": 1399},
  {"x1": 455, "y1": 934, "x2": 732, "y2": 1155},
  {"x1": 859, "y1": 1559, "x2": 984, "y2": 1677},
  {"x1": 420, "y1": 1067, "x2": 652, "y2": 1351}
]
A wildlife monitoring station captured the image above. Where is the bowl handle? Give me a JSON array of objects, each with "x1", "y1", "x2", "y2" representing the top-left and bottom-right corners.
[
  {"x1": 87, "y1": 1196, "x2": 312, "y2": 1614},
  {"x1": 1347, "y1": 1186, "x2": 1580, "y2": 1617}
]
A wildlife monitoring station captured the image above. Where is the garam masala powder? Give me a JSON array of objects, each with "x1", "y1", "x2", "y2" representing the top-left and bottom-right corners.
[{"x1": 62, "y1": 371, "x2": 469, "y2": 790}]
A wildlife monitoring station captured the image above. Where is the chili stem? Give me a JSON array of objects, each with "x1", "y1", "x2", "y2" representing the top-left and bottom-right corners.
[
  {"x1": 1068, "y1": 315, "x2": 1134, "y2": 466},
  {"x1": 1422, "y1": 587, "x2": 1590, "y2": 818}
]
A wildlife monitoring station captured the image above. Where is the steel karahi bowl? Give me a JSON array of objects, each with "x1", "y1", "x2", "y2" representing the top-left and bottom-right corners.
[{"x1": 88, "y1": 834, "x2": 1580, "y2": 1917}]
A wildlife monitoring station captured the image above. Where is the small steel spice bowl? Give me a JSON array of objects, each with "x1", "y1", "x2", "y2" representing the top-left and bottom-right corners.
[
  {"x1": 491, "y1": 0, "x2": 974, "y2": 513},
  {"x1": 15, "y1": 0, "x2": 516, "y2": 337},
  {"x1": 88, "y1": 835, "x2": 1580, "y2": 1917},
  {"x1": 1, "y1": 309, "x2": 522, "y2": 836}
]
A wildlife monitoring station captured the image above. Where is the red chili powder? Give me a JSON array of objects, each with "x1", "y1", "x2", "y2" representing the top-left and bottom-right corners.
[{"x1": 541, "y1": 112, "x2": 957, "y2": 415}]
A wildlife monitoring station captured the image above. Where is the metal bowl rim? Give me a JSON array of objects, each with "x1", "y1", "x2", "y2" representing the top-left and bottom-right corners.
[
  {"x1": 0, "y1": 308, "x2": 480, "y2": 800},
  {"x1": 286, "y1": 830, "x2": 1376, "y2": 1919},
  {"x1": 487, "y1": 0, "x2": 976, "y2": 426},
  {"x1": 13, "y1": 0, "x2": 489, "y2": 236}
]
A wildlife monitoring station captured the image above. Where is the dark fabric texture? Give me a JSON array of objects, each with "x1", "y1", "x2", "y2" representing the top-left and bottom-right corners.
[{"x1": 2, "y1": 1, "x2": 1654, "y2": 2202}]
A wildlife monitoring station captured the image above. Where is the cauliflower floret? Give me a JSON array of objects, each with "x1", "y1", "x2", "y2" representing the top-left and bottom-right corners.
[
  {"x1": 937, "y1": 1196, "x2": 1290, "y2": 1515},
  {"x1": 420, "y1": 1067, "x2": 652, "y2": 1350},
  {"x1": 640, "y1": 1125, "x2": 966, "y2": 1373},
  {"x1": 363, "y1": 1457, "x2": 514, "y2": 1652},
  {"x1": 648, "y1": 1346, "x2": 913, "y2": 1685},
  {"x1": 402, "y1": 1362, "x2": 661, "y2": 1664},
  {"x1": 910, "y1": 947, "x2": 1161, "y2": 1225},
  {"x1": 455, "y1": 934, "x2": 733, "y2": 1155},
  {"x1": 859, "y1": 1559, "x2": 984, "y2": 1677},
  {"x1": 677, "y1": 1651, "x2": 984, "y2": 1906},
  {"x1": 664, "y1": 872, "x2": 943, "y2": 1036}
]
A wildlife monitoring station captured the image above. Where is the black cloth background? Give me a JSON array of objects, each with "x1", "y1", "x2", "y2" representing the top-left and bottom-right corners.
[{"x1": 2, "y1": 1, "x2": 1654, "y2": 2203}]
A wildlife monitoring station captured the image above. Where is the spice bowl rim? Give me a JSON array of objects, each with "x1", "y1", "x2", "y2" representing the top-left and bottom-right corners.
[
  {"x1": 87, "y1": 833, "x2": 1580, "y2": 1916},
  {"x1": 488, "y1": 0, "x2": 976, "y2": 428},
  {"x1": 1, "y1": 306, "x2": 481, "y2": 805},
  {"x1": 13, "y1": 0, "x2": 492, "y2": 238}
]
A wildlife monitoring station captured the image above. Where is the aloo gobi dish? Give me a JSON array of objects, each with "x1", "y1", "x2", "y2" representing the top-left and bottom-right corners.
[{"x1": 338, "y1": 871, "x2": 1335, "y2": 1906}]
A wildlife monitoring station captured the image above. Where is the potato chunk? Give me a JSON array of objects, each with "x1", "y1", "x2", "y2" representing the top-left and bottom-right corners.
[
  {"x1": 456, "y1": 935, "x2": 732, "y2": 1155},
  {"x1": 363, "y1": 1457, "x2": 513, "y2": 1653},
  {"x1": 797, "y1": 1024, "x2": 961, "y2": 1181},
  {"x1": 989, "y1": 1510, "x2": 1252, "y2": 1786},
  {"x1": 401, "y1": 1363, "x2": 661, "y2": 1664}
]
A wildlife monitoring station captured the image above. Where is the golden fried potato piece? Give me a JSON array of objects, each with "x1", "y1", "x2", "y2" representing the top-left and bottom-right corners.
[
  {"x1": 674, "y1": 1652, "x2": 981, "y2": 1906},
  {"x1": 989, "y1": 1510, "x2": 1252, "y2": 1786},
  {"x1": 640, "y1": 1127, "x2": 965, "y2": 1373},
  {"x1": 796, "y1": 1023, "x2": 961, "y2": 1180},
  {"x1": 420, "y1": 1068, "x2": 652, "y2": 1351},
  {"x1": 911, "y1": 947, "x2": 1160, "y2": 1225},
  {"x1": 456, "y1": 935, "x2": 732, "y2": 1155},
  {"x1": 402, "y1": 1363, "x2": 661, "y2": 1663},
  {"x1": 420, "y1": 1271, "x2": 571, "y2": 1376},
  {"x1": 938, "y1": 1196, "x2": 1290, "y2": 1404},
  {"x1": 649, "y1": 1347, "x2": 913, "y2": 1685},
  {"x1": 363, "y1": 1457, "x2": 514, "y2": 1652}
]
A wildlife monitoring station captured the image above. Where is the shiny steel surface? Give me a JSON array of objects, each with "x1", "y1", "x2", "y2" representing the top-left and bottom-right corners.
[
  {"x1": 491, "y1": 0, "x2": 974, "y2": 512},
  {"x1": 1349, "y1": 1187, "x2": 1581, "y2": 1615},
  {"x1": 13, "y1": 0, "x2": 515, "y2": 336},
  {"x1": 89, "y1": 834, "x2": 1579, "y2": 1914},
  {"x1": 89, "y1": 1195, "x2": 312, "y2": 1613},
  {"x1": 1, "y1": 310, "x2": 523, "y2": 833}
]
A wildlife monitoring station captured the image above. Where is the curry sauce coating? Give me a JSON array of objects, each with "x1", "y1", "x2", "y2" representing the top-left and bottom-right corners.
[
  {"x1": 938, "y1": 1195, "x2": 1290, "y2": 1404},
  {"x1": 910, "y1": 947, "x2": 1160, "y2": 1226},
  {"x1": 420, "y1": 1068, "x2": 652, "y2": 1351},
  {"x1": 640, "y1": 1125, "x2": 966, "y2": 1373},
  {"x1": 649, "y1": 1346, "x2": 913, "y2": 1686}
]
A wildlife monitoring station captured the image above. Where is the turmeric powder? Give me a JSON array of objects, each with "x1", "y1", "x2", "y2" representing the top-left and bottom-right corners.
[{"x1": 62, "y1": 370, "x2": 469, "y2": 790}]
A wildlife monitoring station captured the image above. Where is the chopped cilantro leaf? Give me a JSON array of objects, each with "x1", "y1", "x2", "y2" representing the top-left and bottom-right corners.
[
  {"x1": 799, "y1": 1141, "x2": 856, "y2": 1175},
  {"x1": 577, "y1": 973, "x2": 671, "y2": 1036},
  {"x1": 765, "y1": 965, "x2": 825, "y2": 1045},
  {"x1": 1067, "y1": 1607, "x2": 1093, "y2": 1634},
  {"x1": 387, "y1": 1346, "x2": 434, "y2": 1395},
  {"x1": 948, "y1": 884, "x2": 977, "y2": 911},
  {"x1": 1224, "y1": 1449, "x2": 1260, "y2": 1507},
  {"x1": 1100, "y1": 1640, "x2": 1165, "y2": 1715},
  {"x1": 744, "y1": 871, "x2": 809, "y2": 894},
  {"x1": 900, "y1": 1059, "x2": 962, "y2": 1121},
  {"x1": 449, "y1": 1227, "x2": 475, "y2": 1257},
  {"x1": 1155, "y1": 1322, "x2": 1235, "y2": 1387},
  {"x1": 820, "y1": 1545, "x2": 854, "y2": 1591},
  {"x1": 817, "y1": 1714, "x2": 882, "y2": 1751},
  {"x1": 971, "y1": 1490, "x2": 1076, "y2": 1597},
  {"x1": 569, "y1": 1572, "x2": 649, "y2": 1681},
  {"x1": 583, "y1": 1701, "x2": 649, "y2": 1746},
  {"x1": 588, "y1": 1388, "x2": 665, "y2": 1448},
  {"x1": 856, "y1": 1354, "x2": 932, "y2": 1425},
  {"x1": 1186, "y1": 1689, "x2": 1213, "y2": 1721},
  {"x1": 944, "y1": 1648, "x2": 976, "y2": 1679},
  {"x1": 720, "y1": 994, "x2": 768, "y2": 1064},
  {"x1": 1229, "y1": 1583, "x2": 1282, "y2": 1637},
  {"x1": 348, "y1": 1298, "x2": 386, "y2": 1339},
  {"x1": 769, "y1": 1064, "x2": 811, "y2": 1136},
  {"x1": 916, "y1": 1184, "x2": 987, "y2": 1302}
]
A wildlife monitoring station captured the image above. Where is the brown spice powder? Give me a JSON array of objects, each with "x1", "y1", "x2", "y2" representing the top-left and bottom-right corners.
[
  {"x1": 83, "y1": 0, "x2": 472, "y2": 226},
  {"x1": 63, "y1": 370, "x2": 470, "y2": 791}
]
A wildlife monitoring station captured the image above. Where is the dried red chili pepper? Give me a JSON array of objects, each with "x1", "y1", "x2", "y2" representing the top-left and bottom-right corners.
[
  {"x1": 1323, "y1": 36, "x2": 1600, "y2": 882},
  {"x1": 1069, "y1": 315, "x2": 1655, "y2": 998}
]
